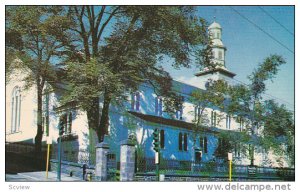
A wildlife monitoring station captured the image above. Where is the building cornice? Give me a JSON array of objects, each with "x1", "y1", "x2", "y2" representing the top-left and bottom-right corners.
[
  {"x1": 195, "y1": 67, "x2": 236, "y2": 78},
  {"x1": 129, "y1": 111, "x2": 239, "y2": 135}
]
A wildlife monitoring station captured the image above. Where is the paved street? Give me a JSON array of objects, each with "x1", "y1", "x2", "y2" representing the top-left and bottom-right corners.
[{"x1": 6, "y1": 171, "x2": 82, "y2": 182}]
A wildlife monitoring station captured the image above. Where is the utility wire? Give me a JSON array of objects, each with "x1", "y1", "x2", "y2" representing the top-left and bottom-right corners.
[
  {"x1": 258, "y1": 6, "x2": 294, "y2": 37},
  {"x1": 230, "y1": 6, "x2": 294, "y2": 55},
  {"x1": 231, "y1": 77, "x2": 295, "y2": 110}
]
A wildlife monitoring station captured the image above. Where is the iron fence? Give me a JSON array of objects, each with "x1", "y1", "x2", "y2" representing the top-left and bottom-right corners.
[
  {"x1": 136, "y1": 157, "x2": 295, "y2": 180},
  {"x1": 51, "y1": 144, "x2": 96, "y2": 166}
]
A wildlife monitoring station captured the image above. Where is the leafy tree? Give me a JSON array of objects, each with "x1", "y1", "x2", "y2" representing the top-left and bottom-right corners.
[
  {"x1": 188, "y1": 55, "x2": 292, "y2": 166},
  {"x1": 5, "y1": 6, "x2": 72, "y2": 153},
  {"x1": 262, "y1": 100, "x2": 294, "y2": 166},
  {"x1": 189, "y1": 79, "x2": 228, "y2": 157},
  {"x1": 223, "y1": 55, "x2": 288, "y2": 166},
  {"x1": 61, "y1": 6, "x2": 209, "y2": 145}
]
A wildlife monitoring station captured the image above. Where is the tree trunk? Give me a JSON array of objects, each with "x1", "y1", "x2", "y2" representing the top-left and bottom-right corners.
[
  {"x1": 87, "y1": 97, "x2": 100, "y2": 143},
  {"x1": 250, "y1": 144, "x2": 255, "y2": 166},
  {"x1": 98, "y1": 90, "x2": 112, "y2": 142},
  {"x1": 34, "y1": 87, "x2": 43, "y2": 155}
]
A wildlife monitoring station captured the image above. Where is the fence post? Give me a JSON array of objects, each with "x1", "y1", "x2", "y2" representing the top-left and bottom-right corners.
[
  {"x1": 95, "y1": 142, "x2": 109, "y2": 181},
  {"x1": 120, "y1": 139, "x2": 136, "y2": 181}
]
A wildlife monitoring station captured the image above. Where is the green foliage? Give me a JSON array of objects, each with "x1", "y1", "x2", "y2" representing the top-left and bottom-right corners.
[
  {"x1": 262, "y1": 100, "x2": 294, "y2": 166},
  {"x1": 60, "y1": 6, "x2": 210, "y2": 141},
  {"x1": 189, "y1": 79, "x2": 229, "y2": 129},
  {"x1": 188, "y1": 54, "x2": 292, "y2": 166},
  {"x1": 248, "y1": 55, "x2": 286, "y2": 98},
  {"x1": 223, "y1": 55, "x2": 292, "y2": 166},
  {"x1": 6, "y1": 6, "x2": 72, "y2": 152}
]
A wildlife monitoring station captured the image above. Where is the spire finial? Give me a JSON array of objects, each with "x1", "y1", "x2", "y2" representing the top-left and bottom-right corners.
[{"x1": 213, "y1": 16, "x2": 216, "y2": 22}]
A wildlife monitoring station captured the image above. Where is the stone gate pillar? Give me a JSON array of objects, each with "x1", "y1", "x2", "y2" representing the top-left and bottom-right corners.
[
  {"x1": 120, "y1": 139, "x2": 136, "y2": 181},
  {"x1": 95, "y1": 142, "x2": 109, "y2": 181}
]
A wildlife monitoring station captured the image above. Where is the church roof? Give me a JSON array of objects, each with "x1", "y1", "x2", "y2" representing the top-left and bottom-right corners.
[
  {"x1": 208, "y1": 21, "x2": 222, "y2": 29},
  {"x1": 195, "y1": 67, "x2": 236, "y2": 78}
]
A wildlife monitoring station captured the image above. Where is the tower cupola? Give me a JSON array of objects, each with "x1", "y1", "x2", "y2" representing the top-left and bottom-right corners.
[{"x1": 208, "y1": 21, "x2": 226, "y2": 68}]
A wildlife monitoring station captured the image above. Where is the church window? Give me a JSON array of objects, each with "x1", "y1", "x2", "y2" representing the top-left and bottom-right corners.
[
  {"x1": 67, "y1": 112, "x2": 72, "y2": 134},
  {"x1": 200, "y1": 136, "x2": 208, "y2": 153},
  {"x1": 175, "y1": 96, "x2": 184, "y2": 120},
  {"x1": 59, "y1": 112, "x2": 73, "y2": 135},
  {"x1": 176, "y1": 107, "x2": 183, "y2": 120},
  {"x1": 11, "y1": 86, "x2": 21, "y2": 133},
  {"x1": 226, "y1": 115, "x2": 231, "y2": 129},
  {"x1": 218, "y1": 50, "x2": 222, "y2": 60},
  {"x1": 239, "y1": 116, "x2": 244, "y2": 131},
  {"x1": 155, "y1": 96, "x2": 163, "y2": 116},
  {"x1": 178, "y1": 132, "x2": 183, "y2": 151},
  {"x1": 183, "y1": 133, "x2": 188, "y2": 151},
  {"x1": 131, "y1": 92, "x2": 141, "y2": 111},
  {"x1": 178, "y1": 132, "x2": 188, "y2": 151},
  {"x1": 234, "y1": 143, "x2": 241, "y2": 158},
  {"x1": 194, "y1": 105, "x2": 201, "y2": 121},
  {"x1": 211, "y1": 111, "x2": 217, "y2": 127}
]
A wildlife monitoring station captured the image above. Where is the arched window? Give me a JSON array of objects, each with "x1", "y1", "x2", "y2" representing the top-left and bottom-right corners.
[{"x1": 11, "y1": 86, "x2": 21, "y2": 133}]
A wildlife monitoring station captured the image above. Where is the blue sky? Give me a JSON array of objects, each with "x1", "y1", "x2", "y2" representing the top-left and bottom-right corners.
[{"x1": 164, "y1": 6, "x2": 295, "y2": 111}]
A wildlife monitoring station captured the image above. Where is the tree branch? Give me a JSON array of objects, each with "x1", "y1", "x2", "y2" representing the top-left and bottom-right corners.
[{"x1": 97, "y1": 6, "x2": 120, "y2": 42}]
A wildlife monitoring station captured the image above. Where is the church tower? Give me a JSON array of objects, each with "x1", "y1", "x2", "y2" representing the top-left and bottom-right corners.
[
  {"x1": 195, "y1": 20, "x2": 236, "y2": 88},
  {"x1": 209, "y1": 21, "x2": 226, "y2": 67}
]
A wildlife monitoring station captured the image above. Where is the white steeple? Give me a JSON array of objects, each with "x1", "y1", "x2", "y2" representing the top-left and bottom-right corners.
[
  {"x1": 195, "y1": 20, "x2": 236, "y2": 89},
  {"x1": 208, "y1": 20, "x2": 226, "y2": 68}
]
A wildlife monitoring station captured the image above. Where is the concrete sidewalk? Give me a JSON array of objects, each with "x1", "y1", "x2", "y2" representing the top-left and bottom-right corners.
[{"x1": 6, "y1": 171, "x2": 82, "y2": 182}]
